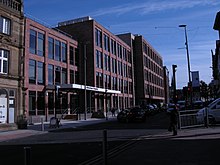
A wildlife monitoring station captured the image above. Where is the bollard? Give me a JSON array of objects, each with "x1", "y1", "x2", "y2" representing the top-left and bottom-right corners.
[
  {"x1": 102, "y1": 129, "x2": 107, "y2": 165},
  {"x1": 205, "y1": 107, "x2": 209, "y2": 128},
  {"x1": 24, "y1": 147, "x2": 31, "y2": 165},
  {"x1": 41, "y1": 117, "x2": 44, "y2": 131}
]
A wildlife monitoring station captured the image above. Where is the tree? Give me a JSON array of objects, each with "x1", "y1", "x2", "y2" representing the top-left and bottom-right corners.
[{"x1": 200, "y1": 80, "x2": 209, "y2": 101}]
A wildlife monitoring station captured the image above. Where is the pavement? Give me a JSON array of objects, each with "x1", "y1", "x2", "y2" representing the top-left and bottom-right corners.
[{"x1": 1, "y1": 116, "x2": 220, "y2": 144}]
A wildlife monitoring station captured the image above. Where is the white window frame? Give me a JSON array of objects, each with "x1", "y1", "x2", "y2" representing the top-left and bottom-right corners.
[
  {"x1": 0, "y1": 16, "x2": 11, "y2": 35},
  {"x1": 0, "y1": 49, "x2": 9, "y2": 74}
]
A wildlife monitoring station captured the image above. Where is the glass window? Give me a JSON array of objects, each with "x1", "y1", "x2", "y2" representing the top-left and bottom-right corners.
[
  {"x1": 75, "y1": 71, "x2": 79, "y2": 84},
  {"x1": 0, "y1": 16, "x2": 11, "y2": 35},
  {"x1": 29, "y1": 29, "x2": 37, "y2": 54},
  {"x1": 48, "y1": 92, "x2": 54, "y2": 115},
  {"x1": 37, "y1": 32, "x2": 45, "y2": 56},
  {"x1": 0, "y1": 49, "x2": 8, "y2": 74},
  {"x1": 37, "y1": 62, "x2": 44, "y2": 85},
  {"x1": 62, "y1": 42, "x2": 67, "y2": 63},
  {"x1": 111, "y1": 39, "x2": 116, "y2": 55},
  {"x1": 70, "y1": 70, "x2": 74, "y2": 84},
  {"x1": 48, "y1": 64, "x2": 54, "y2": 85},
  {"x1": 75, "y1": 48, "x2": 79, "y2": 66},
  {"x1": 104, "y1": 34, "x2": 109, "y2": 51},
  {"x1": 29, "y1": 91, "x2": 36, "y2": 115},
  {"x1": 48, "y1": 37, "x2": 54, "y2": 59},
  {"x1": 55, "y1": 66, "x2": 61, "y2": 85},
  {"x1": 37, "y1": 91, "x2": 45, "y2": 115},
  {"x1": 61, "y1": 68, "x2": 67, "y2": 84},
  {"x1": 29, "y1": 59, "x2": 36, "y2": 84},
  {"x1": 69, "y1": 46, "x2": 74, "y2": 65},
  {"x1": 55, "y1": 40, "x2": 61, "y2": 61},
  {"x1": 95, "y1": 28, "x2": 102, "y2": 48}
]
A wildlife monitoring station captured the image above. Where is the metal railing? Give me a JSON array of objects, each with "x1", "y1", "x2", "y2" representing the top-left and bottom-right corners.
[{"x1": 178, "y1": 109, "x2": 204, "y2": 129}]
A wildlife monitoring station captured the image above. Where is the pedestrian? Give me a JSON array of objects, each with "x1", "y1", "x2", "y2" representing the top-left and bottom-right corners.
[
  {"x1": 111, "y1": 108, "x2": 116, "y2": 117},
  {"x1": 168, "y1": 104, "x2": 178, "y2": 136}
]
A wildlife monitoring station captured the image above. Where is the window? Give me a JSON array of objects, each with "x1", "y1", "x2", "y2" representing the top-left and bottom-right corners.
[
  {"x1": 48, "y1": 92, "x2": 54, "y2": 114},
  {"x1": 61, "y1": 68, "x2": 67, "y2": 84},
  {"x1": 62, "y1": 42, "x2": 67, "y2": 63},
  {"x1": 37, "y1": 92, "x2": 45, "y2": 115},
  {"x1": 70, "y1": 70, "x2": 74, "y2": 84},
  {"x1": 96, "y1": 72, "x2": 103, "y2": 88},
  {"x1": 29, "y1": 59, "x2": 36, "y2": 84},
  {"x1": 29, "y1": 91, "x2": 36, "y2": 115},
  {"x1": 55, "y1": 40, "x2": 61, "y2": 61},
  {"x1": 29, "y1": 30, "x2": 37, "y2": 54},
  {"x1": 37, "y1": 32, "x2": 45, "y2": 56},
  {"x1": 55, "y1": 66, "x2": 61, "y2": 84},
  {"x1": 75, "y1": 71, "x2": 79, "y2": 84},
  {"x1": 48, "y1": 37, "x2": 54, "y2": 59},
  {"x1": 111, "y1": 39, "x2": 116, "y2": 55},
  {"x1": 37, "y1": 62, "x2": 44, "y2": 85},
  {"x1": 95, "y1": 28, "x2": 102, "y2": 48},
  {"x1": 0, "y1": 49, "x2": 8, "y2": 74},
  {"x1": 104, "y1": 34, "x2": 109, "y2": 51},
  {"x1": 96, "y1": 50, "x2": 103, "y2": 68},
  {"x1": 48, "y1": 64, "x2": 54, "y2": 85},
  {"x1": 0, "y1": 16, "x2": 11, "y2": 35},
  {"x1": 75, "y1": 48, "x2": 79, "y2": 66},
  {"x1": 69, "y1": 46, "x2": 74, "y2": 65}
]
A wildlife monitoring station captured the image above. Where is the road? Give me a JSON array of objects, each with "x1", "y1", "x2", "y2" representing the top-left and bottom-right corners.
[{"x1": 0, "y1": 112, "x2": 220, "y2": 165}]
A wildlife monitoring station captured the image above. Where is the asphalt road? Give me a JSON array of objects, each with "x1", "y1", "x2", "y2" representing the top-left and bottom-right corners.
[{"x1": 1, "y1": 112, "x2": 220, "y2": 165}]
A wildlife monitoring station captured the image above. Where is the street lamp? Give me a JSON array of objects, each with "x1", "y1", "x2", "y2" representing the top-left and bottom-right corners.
[
  {"x1": 179, "y1": 24, "x2": 192, "y2": 107},
  {"x1": 172, "y1": 65, "x2": 177, "y2": 104}
]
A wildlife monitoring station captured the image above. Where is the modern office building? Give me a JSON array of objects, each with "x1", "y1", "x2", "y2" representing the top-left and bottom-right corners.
[
  {"x1": 57, "y1": 17, "x2": 134, "y2": 113},
  {"x1": 117, "y1": 33, "x2": 164, "y2": 105},
  {"x1": 0, "y1": 0, "x2": 24, "y2": 126},
  {"x1": 24, "y1": 18, "x2": 79, "y2": 123}
]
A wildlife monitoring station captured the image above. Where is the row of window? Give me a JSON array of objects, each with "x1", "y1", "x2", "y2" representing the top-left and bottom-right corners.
[
  {"x1": 29, "y1": 29, "x2": 79, "y2": 65},
  {"x1": 144, "y1": 70, "x2": 163, "y2": 87},
  {"x1": 29, "y1": 59, "x2": 79, "y2": 85},
  {"x1": 144, "y1": 56, "x2": 163, "y2": 77},
  {"x1": 95, "y1": 28, "x2": 132, "y2": 62},
  {"x1": 96, "y1": 72, "x2": 133, "y2": 94},
  {"x1": 143, "y1": 42, "x2": 163, "y2": 66},
  {"x1": 96, "y1": 50, "x2": 132, "y2": 78},
  {"x1": 145, "y1": 85, "x2": 164, "y2": 98},
  {"x1": 29, "y1": 91, "x2": 78, "y2": 116}
]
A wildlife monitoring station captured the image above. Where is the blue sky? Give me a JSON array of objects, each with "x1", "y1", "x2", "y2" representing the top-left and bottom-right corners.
[{"x1": 24, "y1": 0, "x2": 220, "y2": 89}]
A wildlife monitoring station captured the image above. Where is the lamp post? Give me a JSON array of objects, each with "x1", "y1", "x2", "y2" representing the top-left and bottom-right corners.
[
  {"x1": 179, "y1": 24, "x2": 192, "y2": 107},
  {"x1": 172, "y1": 65, "x2": 177, "y2": 104}
]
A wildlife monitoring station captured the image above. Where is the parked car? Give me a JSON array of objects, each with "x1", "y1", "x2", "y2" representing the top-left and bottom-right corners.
[
  {"x1": 196, "y1": 98, "x2": 220, "y2": 124},
  {"x1": 193, "y1": 100, "x2": 204, "y2": 109},
  {"x1": 177, "y1": 100, "x2": 186, "y2": 110},
  {"x1": 117, "y1": 108, "x2": 130, "y2": 123},
  {"x1": 127, "y1": 107, "x2": 147, "y2": 122},
  {"x1": 166, "y1": 103, "x2": 179, "y2": 113},
  {"x1": 117, "y1": 107, "x2": 146, "y2": 123}
]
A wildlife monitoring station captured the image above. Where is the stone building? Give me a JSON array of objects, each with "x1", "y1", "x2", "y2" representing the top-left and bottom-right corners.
[{"x1": 0, "y1": 0, "x2": 24, "y2": 127}]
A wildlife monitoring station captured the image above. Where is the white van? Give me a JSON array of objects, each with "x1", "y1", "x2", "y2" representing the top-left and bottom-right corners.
[{"x1": 196, "y1": 98, "x2": 220, "y2": 124}]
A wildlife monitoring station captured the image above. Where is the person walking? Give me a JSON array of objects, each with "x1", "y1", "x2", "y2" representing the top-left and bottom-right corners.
[
  {"x1": 111, "y1": 108, "x2": 116, "y2": 117},
  {"x1": 168, "y1": 104, "x2": 178, "y2": 136}
]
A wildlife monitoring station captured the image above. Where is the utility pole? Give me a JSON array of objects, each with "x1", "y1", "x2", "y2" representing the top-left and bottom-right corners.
[{"x1": 179, "y1": 24, "x2": 192, "y2": 107}]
